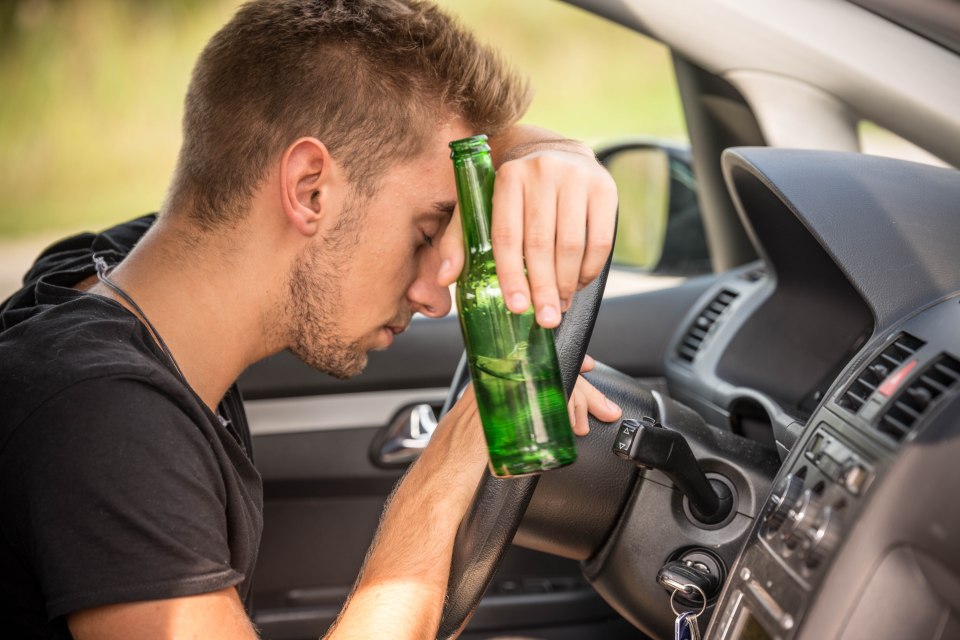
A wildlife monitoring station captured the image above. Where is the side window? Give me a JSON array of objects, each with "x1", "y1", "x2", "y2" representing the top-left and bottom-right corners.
[
  {"x1": 858, "y1": 121, "x2": 951, "y2": 168},
  {"x1": 0, "y1": 1, "x2": 697, "y2": 299},
  {"x1": 437, "y1": 1, "x2": 704, "y2": 283},
  {"x1": 436, "y1": 1, "x2": 687, "y2": 142}
]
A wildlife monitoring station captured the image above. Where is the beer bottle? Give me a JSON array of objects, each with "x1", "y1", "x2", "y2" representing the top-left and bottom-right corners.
[{"x1": 450, "y1": 135, "x2": 576, "y2": 477}]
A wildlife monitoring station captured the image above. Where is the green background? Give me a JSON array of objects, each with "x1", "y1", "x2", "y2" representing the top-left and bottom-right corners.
[{"x1": 0, "y1": 0, "x2": 687, "y2": 240}]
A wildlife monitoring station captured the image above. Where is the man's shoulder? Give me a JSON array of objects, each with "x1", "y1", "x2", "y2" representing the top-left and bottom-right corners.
[{"x1": 0, "y1": 295, "x2": 193, "y2": 449}]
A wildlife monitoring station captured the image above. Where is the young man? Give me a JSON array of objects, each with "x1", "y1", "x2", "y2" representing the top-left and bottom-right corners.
[{"x1": 0, "y1": 1, "x2": 621, "y2": 638}]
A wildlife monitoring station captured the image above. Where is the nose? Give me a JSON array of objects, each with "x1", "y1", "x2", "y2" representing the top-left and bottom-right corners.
[{"x1": 408, "y1": 249, "x2": 452, "y2": 318}]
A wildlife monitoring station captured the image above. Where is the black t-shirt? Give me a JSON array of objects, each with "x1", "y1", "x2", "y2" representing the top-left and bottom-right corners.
[{"x1": 0, "y1": 216, "x2": 263, "y2": 638}]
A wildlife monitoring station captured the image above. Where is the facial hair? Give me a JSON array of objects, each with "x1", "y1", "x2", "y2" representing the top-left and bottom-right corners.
[{"x1": 286, "y1": 202, "x2": 369, "y2": 379}]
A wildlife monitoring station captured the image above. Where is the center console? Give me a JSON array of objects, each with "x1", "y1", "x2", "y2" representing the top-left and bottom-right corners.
[{"x1": 708, "y1": 296, "x2": 960, "y2": 639}]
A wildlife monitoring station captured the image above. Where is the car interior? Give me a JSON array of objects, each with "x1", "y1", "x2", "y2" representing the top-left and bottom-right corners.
[{"x1": 237, "y1": 1, "x2": 960, "y2": 638}]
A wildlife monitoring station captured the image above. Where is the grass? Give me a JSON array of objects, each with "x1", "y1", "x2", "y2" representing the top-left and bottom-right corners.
[{"x1": 0, "y1": 0, "x2": 687, "y2": 240}]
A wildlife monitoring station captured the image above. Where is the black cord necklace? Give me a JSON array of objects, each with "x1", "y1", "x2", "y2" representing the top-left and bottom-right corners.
[
  {"x1": 93, "y1": 255, "x2": 188, "y2": 383},
  {"x1": 91, "y1": 254, "x2": 245, "y2": 452}
]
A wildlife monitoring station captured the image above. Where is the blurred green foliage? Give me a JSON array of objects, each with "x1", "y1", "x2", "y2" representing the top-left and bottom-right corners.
[{"x1": 0, "y1": 0, "x2": 687, "y2": 239}]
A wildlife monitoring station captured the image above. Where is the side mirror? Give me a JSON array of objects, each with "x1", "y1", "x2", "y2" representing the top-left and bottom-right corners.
[{"x1": 596, "y1": 141, "x2": 711, "y2": 275}]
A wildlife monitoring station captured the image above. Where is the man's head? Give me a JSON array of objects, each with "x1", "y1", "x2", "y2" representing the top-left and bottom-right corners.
[
  {"x1": 164, "y1": 0, "x2": 530, "y2": 378},
  {"x1": 282, "y1": 119, "x2": 471, "y2": 378},
  {"x1": 166, "y1": 0, "x2": 530, "y2": 227}
]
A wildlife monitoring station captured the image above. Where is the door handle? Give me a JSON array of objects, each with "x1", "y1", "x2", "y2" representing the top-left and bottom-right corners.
[{"x1": 375, "y1": 403, "x2": 439, "y2": 466}]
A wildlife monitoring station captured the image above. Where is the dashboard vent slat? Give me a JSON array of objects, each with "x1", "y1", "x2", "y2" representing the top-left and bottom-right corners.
[
  {"x1": 845, "y1": 391, "x2": 868, "y2": 406},
  {"x1": 675, "y1": 289, "x2": 739, "y2": 364},
  {"x1": 919, "y1": 375, "x2": 947, "y2": 394},
  {"x1": 837, "y1": 333, "x2": 925, "y2": 414},
  {"x1": 932, "y1": 360, "x2": 960, "y2": 383},
  {"x1": 876, "y1": 353, "x2": 960, "y2": 443},
  {"x1": 879, "y1": 353, "x2": 902, "y2": 368}
]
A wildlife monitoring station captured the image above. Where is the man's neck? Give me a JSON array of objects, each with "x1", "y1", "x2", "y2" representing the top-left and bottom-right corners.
[{"x1": 89, "y1": 214, "x2": 290, "y2": 412}]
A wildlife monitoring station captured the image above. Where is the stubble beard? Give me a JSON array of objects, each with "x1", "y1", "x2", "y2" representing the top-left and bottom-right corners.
[{"x1": 286, "y1": 210, "x2": 369, "y2": 380}]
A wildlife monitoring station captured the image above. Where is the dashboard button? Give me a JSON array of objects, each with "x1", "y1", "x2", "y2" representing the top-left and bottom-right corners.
[
  {"x1": 818, "y1": 455, "x2": 841, "y2": 482},
  {"x1": 841, "y1": 461, "x2": 871, "y2": 495},
  {"x1": 764, "y1": 473, "x2": 804, "y2": 534},
  {"x1": 780, "y1": 489, "x2": 822, "y2": 551},
  {"x1": 613, "y1": 419, "x2": 640, "y2": 457},
  {"x1": 805, "y1": 505, "x2": 841, "y2": 568}
]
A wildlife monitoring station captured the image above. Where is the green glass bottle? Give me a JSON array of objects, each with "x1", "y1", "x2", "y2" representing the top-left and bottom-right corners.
[{"x1": 450, "y1": 135, "x2": 576, "y2": 477}]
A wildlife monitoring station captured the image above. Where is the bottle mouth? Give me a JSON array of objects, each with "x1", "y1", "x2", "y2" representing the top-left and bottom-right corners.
[{"x1": 449, "y1": 134, "x2": 490, "y2": 155}]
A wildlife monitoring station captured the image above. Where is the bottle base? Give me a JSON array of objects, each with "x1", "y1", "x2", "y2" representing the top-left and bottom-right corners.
[{"x1": 488, "y1": 451, "x2": 576, "y2": 478}]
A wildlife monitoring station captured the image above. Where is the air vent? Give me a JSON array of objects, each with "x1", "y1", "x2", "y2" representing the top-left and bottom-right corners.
[
  {"x1": 676, "y1": 289, "x2": 739, "y2": 363},
  {"x1": 877, "y1": 353, "x2": 960, "y2": 442},
  {"x1": 837, "y1": 333, "x2": 925, "y2": 413}
]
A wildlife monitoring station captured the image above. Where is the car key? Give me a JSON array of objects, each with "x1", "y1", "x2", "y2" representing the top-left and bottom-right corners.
[
  {"x1": 671, "y1": 584, "x2": 705, "y2": 640},
  {"x1": 675, "y1": 609, "x2": 702, "y2": 640},
  {"x1": 675, "y1": 611, "x2": 693, "y2": 640},
  {"x1": 658, "y1": 559, "x2": 719, "y2": 607}
]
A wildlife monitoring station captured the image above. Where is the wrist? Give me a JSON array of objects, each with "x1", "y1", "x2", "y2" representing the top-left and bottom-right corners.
[{"x1": 499, "y1": 138, "x2": 596, "y2": 164}]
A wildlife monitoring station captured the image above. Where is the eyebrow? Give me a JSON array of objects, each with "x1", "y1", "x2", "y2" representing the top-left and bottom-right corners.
[{"x1": 421, "y1": 200, "x2": 456, "y2": 221}]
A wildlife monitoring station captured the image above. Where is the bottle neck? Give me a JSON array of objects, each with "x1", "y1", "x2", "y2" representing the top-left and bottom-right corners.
[{"x1": 452, "y1": 151, "x2": 496, "y2": 271}]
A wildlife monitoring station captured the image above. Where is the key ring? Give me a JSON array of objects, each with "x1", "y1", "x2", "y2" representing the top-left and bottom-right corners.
[{"x1": 670, "y1": 583, "x2": 707, "y2": 618}]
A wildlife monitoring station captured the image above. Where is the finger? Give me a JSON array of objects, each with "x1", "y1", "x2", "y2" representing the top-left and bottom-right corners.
[
  {"x1": 436, "y1": 206, "x2": 464, "y2": 286},
  {"x1": 580, "y1": 354, "x2": 596, "y2": 373},
  {"x1": 554, "y1": 180, "x2": 587, "y2": 312},
  {"x1": 522, "y1": 180, "x2": 561, "y2": 328},
  {"x1": 491, "y1": 167, "x2": 531, "y2": 313},
  {"x1": 578, "y1": 174, "x2": 618, "y2": 290},
  {"x1": 578, "y1": 375, "x2": 622, "y2": 423},
  {"x1": 573, "y1": 390, "x2": 590, "y2": 436}
]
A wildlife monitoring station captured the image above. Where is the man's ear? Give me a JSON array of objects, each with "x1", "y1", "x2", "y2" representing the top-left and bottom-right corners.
[{"x1": 279, "y1": 137, "x2": 331, "y2": 237}]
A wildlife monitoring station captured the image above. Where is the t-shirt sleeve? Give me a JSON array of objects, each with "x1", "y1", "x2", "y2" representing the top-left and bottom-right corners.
[{"x1": 9, "y1": 375, "x2": 243, "y2": 619}]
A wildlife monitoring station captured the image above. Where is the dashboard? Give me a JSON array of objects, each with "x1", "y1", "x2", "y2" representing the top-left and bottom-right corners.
[
  {"x1": 689, "y1": 149, "x2": 960, "y2": 639},
  {"x1": 573, "y1": 148, "x2": 960, "y2": 639},
  {"x1": 712, "y1": 296, "x2": 960, "y2": 639}
]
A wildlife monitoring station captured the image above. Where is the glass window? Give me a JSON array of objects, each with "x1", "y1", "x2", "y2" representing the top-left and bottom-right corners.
[
  {"x1": 858, "y1": 121, "x2": 951, "y2": 168},
  {"x1": 435, "y1": 0, "x2": 688, "y2": 144}
]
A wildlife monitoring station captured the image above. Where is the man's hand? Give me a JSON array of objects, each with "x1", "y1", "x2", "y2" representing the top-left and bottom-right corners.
[
  {"x1": 570, "y1": 355, "x2": 622, "y2": 435},
  {"x1": 437, "y1": 125, "x2": 618, "y2": 329}
]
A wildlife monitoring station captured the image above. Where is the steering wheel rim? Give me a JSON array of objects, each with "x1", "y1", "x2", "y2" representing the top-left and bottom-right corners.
[{"x1": 436, "y1": 250, "x2": 614, "y2": 639}]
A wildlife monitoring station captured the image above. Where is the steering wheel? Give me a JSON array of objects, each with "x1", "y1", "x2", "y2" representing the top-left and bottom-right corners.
[{"x1": 436, "y1": 251, "x2": 614, "y2": 639}]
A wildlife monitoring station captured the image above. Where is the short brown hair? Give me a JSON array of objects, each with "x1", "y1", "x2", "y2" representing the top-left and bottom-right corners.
[{"x1": 166, "y1": 0, "x2": 531, "y2": 228}]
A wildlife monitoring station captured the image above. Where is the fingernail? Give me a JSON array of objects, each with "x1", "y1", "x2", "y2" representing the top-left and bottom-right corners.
[
  {"x1": 438, "y1": 259, "x2": 451, "y2": 277},
  {"x1": 560, "y1": 298, "x2": 571, "y2": 312},
  {"x1": 540, "y1": 305, "x2": 559, "y2": 325},
  {"x1": 606, "y1": 398, "x2": 621, "y2": 414},
  {"x1": 509, "y1": 293, "x2": 528, "y2": 312}
]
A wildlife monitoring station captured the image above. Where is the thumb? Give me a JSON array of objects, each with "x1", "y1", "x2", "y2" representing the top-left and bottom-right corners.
[{"x1": 437, "y1": 207, "x2": 464, "y2": 286}]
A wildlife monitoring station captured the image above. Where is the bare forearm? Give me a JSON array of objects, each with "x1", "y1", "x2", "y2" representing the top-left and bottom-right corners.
[
  {"x1": 489, "y1": 124, "x2": 596, "y2": 166},
  {"x1": 325, "y1": 400, "x2": 486, "y2": 639}
]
